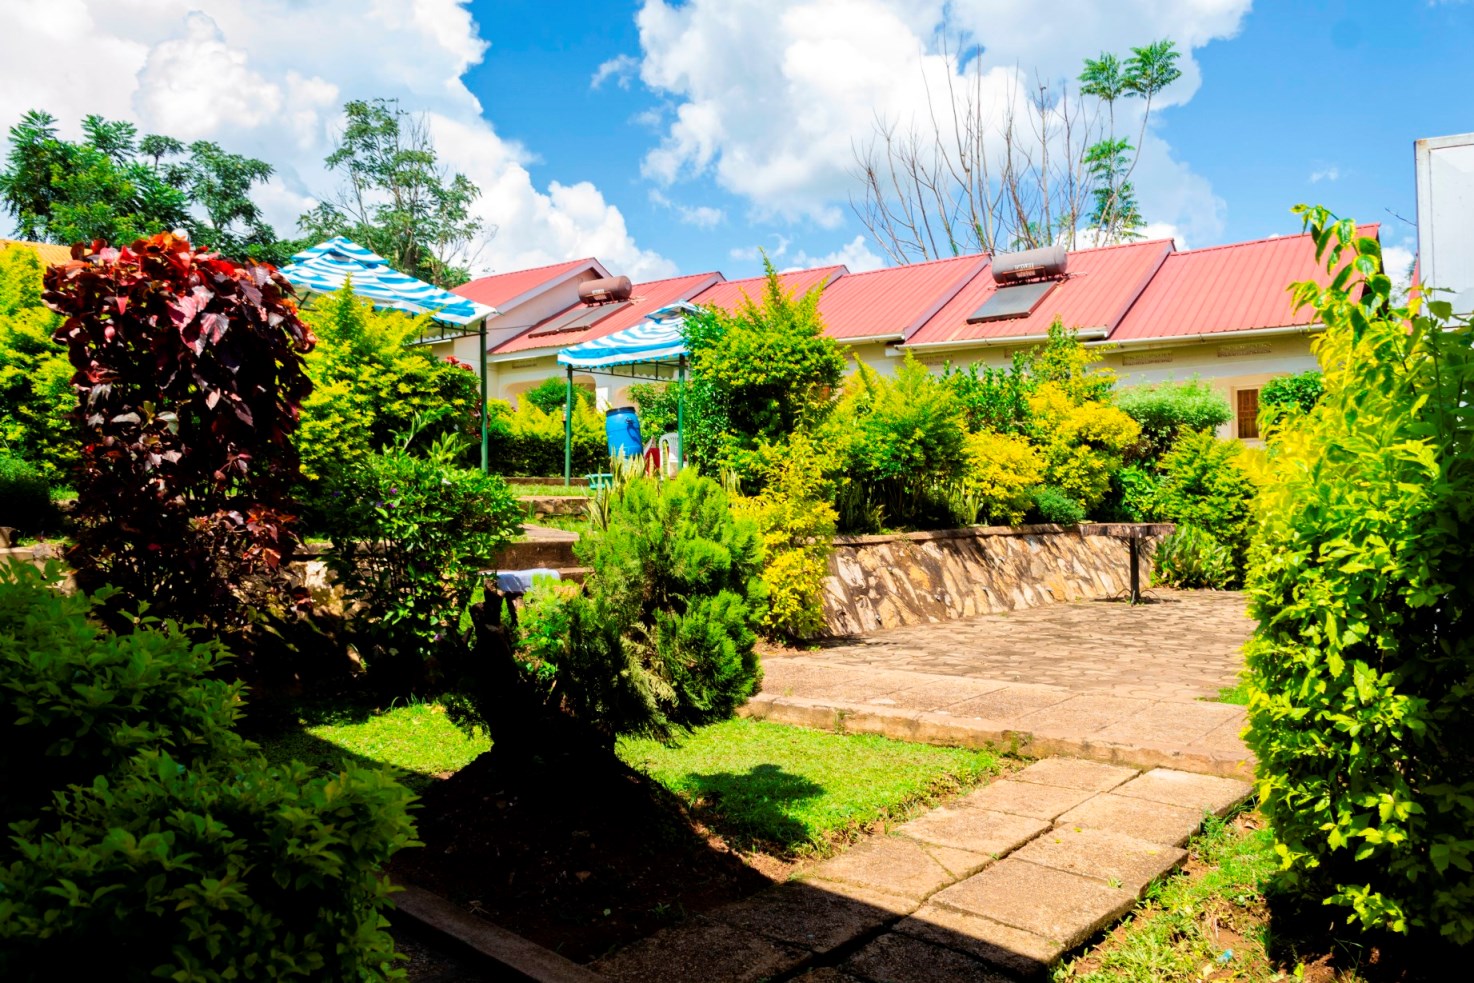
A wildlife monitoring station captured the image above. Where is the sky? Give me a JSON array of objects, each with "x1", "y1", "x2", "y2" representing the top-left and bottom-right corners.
[{"x1": 1, "y1": 0, "x2": 1469, "y2": 285}]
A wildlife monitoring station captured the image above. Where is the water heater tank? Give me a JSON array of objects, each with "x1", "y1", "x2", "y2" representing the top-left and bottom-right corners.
[
  {"x1": 579, "y1": 275, "x2": 633, "y2": 305},
  {"x1": 991, "y1": 244, "x2": 1068, "y2": 284}
]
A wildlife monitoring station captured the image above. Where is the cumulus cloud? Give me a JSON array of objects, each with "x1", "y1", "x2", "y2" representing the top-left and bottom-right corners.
[
  {"x1": 648, "y1": 189, "x2": 725, "y2": 228},
  {"x1": 1310, "y1": 166, "x2": 1341, "y2": 183},
  {"x1": 0, "y1": 0, "x2": 675, "y2": 280},
  {"x1": 633, "y1": 0, "x2": 1249, "y2": 241},
  {"x1": 783, "y1": 235, "x2": 886, "y2": 272},
  {"x1": 591, "y1": 54, "x2": 640, "y2": 90}
]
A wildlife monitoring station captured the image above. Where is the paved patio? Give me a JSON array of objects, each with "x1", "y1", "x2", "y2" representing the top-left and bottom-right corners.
[{"x1": 747, "y1": 589, "x2": 1255, "y2": 779}]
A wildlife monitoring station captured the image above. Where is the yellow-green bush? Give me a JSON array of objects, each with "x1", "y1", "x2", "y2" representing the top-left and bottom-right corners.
[
  {"x1": 0, "y1": 246, "x2": 73, "y2": 484},
  {"x1": 1026, "y1": 382, "x2": 1139, "y2": 511},
  {"x1": 1245, "y1": 209, "x2": 1474, "y2": 943},
  {"x1": 735, "y1": 433, "x2": 838, "y2": 641},
  {"x1": 957, "y1": 430, "x2": 1043, "y2": 525}
]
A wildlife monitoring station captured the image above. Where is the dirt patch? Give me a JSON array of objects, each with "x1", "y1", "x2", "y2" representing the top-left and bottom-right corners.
[{"x1": 390, "y1": 750, "x2": 789, "y2": 964}]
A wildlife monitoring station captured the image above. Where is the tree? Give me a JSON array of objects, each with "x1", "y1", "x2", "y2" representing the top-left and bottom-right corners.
[
  {"x1": 44, "y1": 233, "x2": 314, "y2": 634},
  {"x1": 0, "y1": 245, "x2": 73, "y2": 482},
  {"x1": 853, "y1": 37, "x2": 1181, "y2": 260},
  {"x1": 300, "y1": 99, "x2": 489, "y2": 288},
  {"x1": 0, "y1": 111, "x2": 285, "y2": 262}
]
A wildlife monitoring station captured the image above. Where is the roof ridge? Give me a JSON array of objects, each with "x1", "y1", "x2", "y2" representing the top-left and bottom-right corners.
[
  {"x1": 1063, "y1": 237, "x2": 1175, "y2": 254},
  {"x1": 724, "y1": 263, "x2": 846, "y2": 284},
  {"x1": 1169, "y1": 223, "x2": 1381, "y2": 258},
  {"x1": 478, "y1": 256, "x2": 599, "y2": 279},
  {"x1": 632, "y1": 270, "x2": 722, "y2": 288},
  {"x1": 836, "y1": 252, "x2": 985, "y2": 278}
]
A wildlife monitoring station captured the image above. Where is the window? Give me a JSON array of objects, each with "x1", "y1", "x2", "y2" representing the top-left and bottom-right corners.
[{"x1": 1235, "y1": 388, "x2": 1260, "y2": 440}]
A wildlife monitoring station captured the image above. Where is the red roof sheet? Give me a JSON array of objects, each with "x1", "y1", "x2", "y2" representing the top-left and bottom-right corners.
[
  {"x1": 1111, "y1": 224, "x2": 1381, "y2": 340},
  {"x1": 452, "y1": 257, "x2": 605, "y2": 310},
  {"x1": 689, "y1": 265, "x2": 846, "y2": 312},
  {"x1": 817, "y1": 254, "x2": 987, "y2": 340},
  {"x1": 492, "y1": 270, "x2": 723, "y2": 356},
  {"x1": 906, "y1": 239, "x2": 1172, "y2": 347}
]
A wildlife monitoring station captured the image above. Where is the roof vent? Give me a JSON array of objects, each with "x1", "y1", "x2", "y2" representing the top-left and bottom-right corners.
[
  {"x1": 579, "y1": 275, "x2": 632, "y2": 305},
  {"x1": 991, "y1": 244, "x2": 1067, "y2": 284}
]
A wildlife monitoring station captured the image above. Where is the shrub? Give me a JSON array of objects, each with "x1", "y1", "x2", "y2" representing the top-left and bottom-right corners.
[
  {"x1": 1245, "y1": 208, "x2": 1474, "y2": 943},
  {"x1": 485, "y1": 397, "x2": 607, "y2": 477},
  {"x1": 956, "y1": 430, "x2": 1043, "y2": 525},
  {"x1": 1151, "y1": 427, "x2": 1257, "y2": 580},
  {"x1": 0, "y1": 245, "x2": 74, "y2": 484},
  {"x1": 734, "y1": 433, "x2": 838, "y2": 641},
  {"x1": 1026, "y1": 381, "x2": 1140, "y2": 512},
  {"x1": 0, "y1": 453, "x2": 52, "y2": 536},
  {"x1": 523, "y1": 376, "x2": 594, "y2": 415},
  {"x1": 44, "y1": 233, "x2": 312, "y2": 632},
  {"x1": 1114, "y1": 378, "x2": 1231, "y2": 460},
  {"x1": 1152, "y1": 524, "x2": 1233, "y2": 589},
  {"x1": 1030, "y1": 484, "x2": 1086, "y2": 525},
  {"x1": 323, "y1": 427, "x2": 522, "y2": 684},
  {"x1": 491, "y1": 469, "x2": 763, "y2": 744},
  {"x1": 1104, "y1": 463, "x2": 1159, "y2": 522},
  {"x1": 940, "y1": 361, "x2": 1032, "y2": 434},
  {"x1": 0, "y1": 562, "x2": 416, "y2": 980},
  {"x1": 627, "y1": 380, "x2": 683, "y2": 439},
  {"x1": 1259, "y1": 369, "x2": 1323, "y2": 414}
]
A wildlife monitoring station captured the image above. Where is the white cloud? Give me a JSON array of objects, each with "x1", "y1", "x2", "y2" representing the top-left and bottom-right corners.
[
  {"x1": 632, "y1": 0, "x2": 1249, "y2": 240},
  {"x1": 0, "y1": 0, "x2": 675, "y2": 280},
  {"x1": 591, "y1": 53, "x2": 640, "y2": 90},
  {"x1": 1383, "y1": 240, "x2": 1416, "y2": 296},
  {"x1": 783, "y1": 234, "x2": 886, "y2": 272},
  {"x1": 648, "y1": 189, "x2": 725, "y2": 228},
  {"x1": 1310, "y1": 166, "x2": 1341, "y2": 183},
  {"x1": 729, "y1": 234, "x2": 790, "y2": 263}
]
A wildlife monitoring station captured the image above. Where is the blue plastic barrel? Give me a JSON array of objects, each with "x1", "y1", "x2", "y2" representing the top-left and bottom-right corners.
[{"x1": 605, "y1": 407, "x2": 643, "y2": 460}]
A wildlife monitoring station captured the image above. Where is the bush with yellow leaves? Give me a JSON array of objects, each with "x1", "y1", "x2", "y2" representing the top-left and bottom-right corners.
[{"x1": 957, "y1": 430, "x2": 1043, "y2": 525}]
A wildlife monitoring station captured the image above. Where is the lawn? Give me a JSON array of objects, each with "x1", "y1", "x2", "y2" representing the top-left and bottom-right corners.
[
  {"x1": 505, "y1": 482, "x2": 591, "y2": 497},
  {"x1": 256, "y1": 703, "x2": 1001, "y2": 854}
]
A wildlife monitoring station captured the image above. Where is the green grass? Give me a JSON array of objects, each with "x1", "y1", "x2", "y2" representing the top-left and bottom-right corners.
[
  {"x1": 617, "y1": 717, "x2": 1002, "y2": 856},
  {"x1": 506, "y1": 483, "x2": 591, "y2": 498},
  {"x1": 256, "y1": 704, "x2": 1002, "y2": 858},
  {"x1": 256, "y1": 700, "x2": 489, "y2": 793},
  {"x1": 1215, "y1": 676, "x2": 1251, "y2": 705}
]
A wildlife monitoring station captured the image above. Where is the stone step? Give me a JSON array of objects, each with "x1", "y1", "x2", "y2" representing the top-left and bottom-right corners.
[
  {"x1": 518, "y1": 495, "x2": 591, "y2": 519},
  {"x1": 492, "y1": 523, "x2": 580, "y2": 570}
]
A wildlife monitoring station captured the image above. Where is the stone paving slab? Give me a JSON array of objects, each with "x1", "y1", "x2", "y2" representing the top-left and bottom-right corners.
[
  {"x1": 713, "y1": 881, "x2": 901, "y2": 955},
  {"x1": 590, "y1": 916, "x2": 808, "y2": 983},
  {"x1": 952, "y1": 780, "x2": 1097, "y2": 821},
  {"x1": 841, "y1": 932, "x2": 1013, "y2": 983},
  {"x1": 930, "y1": 858, "x2": 1137, "y2": 949},
  {"x1": 1011, "y1": 757, "x2": 1139, "y2": 793},
  {"x1": 1010, "y1": 826, "x2": 1188, "y2": 892},
  {"x1": 808, "y1": 835, "x2": 958, "y2": 901},
  {"x1": 894, "y1": 807, "x2": 1048, "y2": 856},
  {"x1": 1112, "y1": 767, "x2": 1255, "y2": 816},
  {"x1": 896, "y1": 904, "x2": 1064, "y2": 979},
  {"x1": 1055, "y1": 793, "x2": 1207, "y2": 848}
]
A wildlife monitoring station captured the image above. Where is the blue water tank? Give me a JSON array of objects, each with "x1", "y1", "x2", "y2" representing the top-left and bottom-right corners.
[{"x1": 605, "y1": 407, "x2": 643, "y2": 460}]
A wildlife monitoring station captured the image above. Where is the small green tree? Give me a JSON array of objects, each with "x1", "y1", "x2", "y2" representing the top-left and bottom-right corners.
[
  {"x1": 0, "y1": 245, "x2": 73, "y2": 482},
  {"x1": 1149, "y1": 428, "x2": 1257, "y2": 579},
  {"x1": 523, "y1": 376, "x2": 594, "y2": 415},
  {"x1": 1245, "y1": 207, "x2": 1474, "y2": 943},
  {"x1": 1114, "y1": 378, "x2": 1232, "y2": 461}
]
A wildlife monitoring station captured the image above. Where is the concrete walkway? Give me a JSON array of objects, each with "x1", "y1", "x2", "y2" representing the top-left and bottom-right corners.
[
  {"x1": 593, "y1": 757, "x2": 1253, "y2": 983},
  {"x1": 746, "y1": 590, "x2": 1254, "y2": 779}
]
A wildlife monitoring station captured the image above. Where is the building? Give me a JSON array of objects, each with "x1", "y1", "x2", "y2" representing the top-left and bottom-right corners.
[
  {"x1": 443, "y1": 224, "x2": 1380, "y2": 443},
  {"x1": 0, "y1": 239, "x2": 75, "y2": 266}
]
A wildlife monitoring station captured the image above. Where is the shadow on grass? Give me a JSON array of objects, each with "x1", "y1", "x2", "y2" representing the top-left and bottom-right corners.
[{"x1": 680, "y1": 763, "x2": 825, "y2": 855}]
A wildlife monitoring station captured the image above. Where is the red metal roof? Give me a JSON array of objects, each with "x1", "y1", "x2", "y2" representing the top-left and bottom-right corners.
[
  {"x1": 688, "y1": 265, "x2": 846, "y2": 313},
  {"x1": 906, "y1": 239, "x2": 1172, "y2": 348},
  {"x1": 1111, "y1": 224, "x2": 1381, "y2": 340},
  {"x1": 492, "y1": 270, "x2": 723, "y2": 356},
  {"x1": 816, "y1": 254, "x2": 987, "y2": 341},
  {"x1": 452, "y1": 257, "x2": 606, "y2": 311}
]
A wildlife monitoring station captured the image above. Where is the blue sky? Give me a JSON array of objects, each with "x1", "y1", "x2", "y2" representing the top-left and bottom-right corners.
[
  {"x1": 464, "y1": 0, "x2": 1471, "y2": 280},
  {"x1": 0, "y1": 1, "x2": 1466, "y2": 283}
]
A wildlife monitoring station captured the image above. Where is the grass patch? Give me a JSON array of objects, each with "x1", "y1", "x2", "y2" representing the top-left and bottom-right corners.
[
  {"x1": 506, "y1": 483, "x2": 591, "y2": 498},
  {"x1": 256, "y1": 700, "x2": 489, "y2": 793},
  {"x1": 1215, "y1": 677, "x2": 1251, "y2": 705},
  {"x1": 617, "y1": 717, "x2": 1002, "y2": 856}
]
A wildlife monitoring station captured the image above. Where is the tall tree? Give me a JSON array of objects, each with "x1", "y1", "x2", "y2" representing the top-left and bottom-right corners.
[
  {"x1": 299, "y1": 99, "x2": 490, "y2": 289},
  {"x1": 0, "y1": 111, "x2": 285, "y2": 262}
]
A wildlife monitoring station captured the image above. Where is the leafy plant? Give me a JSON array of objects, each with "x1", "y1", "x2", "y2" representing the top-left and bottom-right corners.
[
  {"x1": 1026, "y1": 381, "x2": 1140, "y2": 512},
  {"x1": 45, "y1": 233, "x2": 314, "y2": 634},
  {"x1": 956, "y1": 429, "x2": 1044, "y2": 525},
  {"x1": 940, "y1": 360, "x2": 1032, "y2": 434},
  {"x1": 1245, "y1": 207, "x2": 1474, "y2": 943},
  {"x1": 1152, "y1": 524, "x2": 1233, "y2": 589},
  {"x1": 1259, "y1": 370, "x2": 1323, "y2": 414},
  {"x1": 1104, "y1": 463, "x2": 1159, "y2": 522},
  {"x1": 483, "y1": 469, "x2": 764, "y2": 746},
  {"x1": 628, "y1": 380, "x2": 684, "y2": 439},
  {"x1": 323, "y1": 424, "x2": 522, "y2": 686},
  {"x1": 0, "y1": 562, "x2": 416, "y2": 980},
  {"x1": 1114, "y1": 378, "x2": 1231, "y2": 461},
  {"x1": 0, "y1": 245, "x2": 74, "y2": 483},
  {"x1": 485, "y1": 396, "x2": 607, "y2": 477},
  {"x1": 1151, "y1": 428, "x2": 1257, "y2": 581},
  {"x1": 734, "y1": 432, "x2": 838, "y2": 641},
  {"x1": 0, "y1": 453, "x2": 53, "y2": 537},
  {"x1": 523, "y1": 376, "x2": 595, "y2": 415},
  {"x1": 1029, "y1": 484, "x2": 1086, "y2": 525}
]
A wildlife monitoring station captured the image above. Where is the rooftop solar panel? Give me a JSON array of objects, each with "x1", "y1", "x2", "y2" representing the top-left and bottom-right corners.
[
  {"x1": 966, "y1": 280, "x2": 1059, "y2": 324},
  {"x1": 525, "y1": 301, "x2": 628, "y2": 338}
]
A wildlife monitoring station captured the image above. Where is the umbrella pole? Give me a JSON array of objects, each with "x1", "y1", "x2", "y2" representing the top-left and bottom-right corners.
[
  {"x1": 563, "y1": 365, "x2": 573, "y2": 486},
  {"x1": 479, "y1": 316, "x2": 489, "y2": 475},
  {"x1": 677, "y1": 356, "x2": 686, "y2": 471}
]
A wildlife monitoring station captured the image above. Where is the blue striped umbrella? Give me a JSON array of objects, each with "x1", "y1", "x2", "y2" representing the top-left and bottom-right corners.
[
  {"x1": 279, "y1": 237, "x2": 495, "y2": 326},
  {"x1": 556, "y1": 301, "x2": 697, "y2": 369}
]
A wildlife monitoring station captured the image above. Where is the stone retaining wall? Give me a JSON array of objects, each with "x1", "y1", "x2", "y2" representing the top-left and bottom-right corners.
[{"x1": 822, "y1": 524, "x2": 1166, "y2": 636}]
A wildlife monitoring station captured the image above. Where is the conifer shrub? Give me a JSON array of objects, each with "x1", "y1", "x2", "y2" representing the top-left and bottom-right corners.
[
  {"x1": 1245, "y1": 208, "x2": 1474, "y2": 943},
  {"x1": 0, "y1": 562, "x2": 415, "y2": 980}
]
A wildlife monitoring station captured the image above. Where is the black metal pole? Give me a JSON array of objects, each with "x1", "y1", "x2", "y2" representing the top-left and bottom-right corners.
[{"x1": 1129, "y1": 535, "x2": 1141, "y2": 604}]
